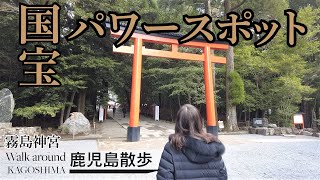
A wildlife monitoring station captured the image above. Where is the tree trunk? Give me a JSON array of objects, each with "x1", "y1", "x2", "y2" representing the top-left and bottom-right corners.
[
  {"x1": 224, "y1": 0, "x2": 240, "y2": 131},
  {"x1": 226, "y1": 46, "x2": 239, "y2": 131},
  {"x1": 125, "y1": 89, "x2": 130, "y2": 108},
  {"x1": 311, "y1": 96, "x2": 318, "y2": 130},
  {"x1": 170, "y1": 97, "x2": 174, "y2": 122},
  {"x1": 188, "y1": 93, "x2": 192, "y2": 104},
  {"x1": 315, "y1": 94, "x2": 319, "y2": 119},
  {"x1": 59, "y1": 91, "x2": 68, "y2": 126},
  {"x1": 65, "y1": 91, "x2": 76, "y2": 119},
  {"x1": 244, "y1": 111, "x2": 247, "y2": 122},
  {"x1": 78, "y1": 89, "x2": 86, "y2": 114},
  {"x1": 159, "y1": 93, "x2": 162, "y2": 106}
]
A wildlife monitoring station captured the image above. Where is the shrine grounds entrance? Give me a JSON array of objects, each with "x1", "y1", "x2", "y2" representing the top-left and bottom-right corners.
[{"x1": 107, "y1": 23, "x2": 229, "y2": 141}]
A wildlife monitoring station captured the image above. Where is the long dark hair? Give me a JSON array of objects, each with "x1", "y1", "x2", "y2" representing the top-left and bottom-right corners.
[{"x1": 169, "y1": 104, "x2": 219, "y2": 150}]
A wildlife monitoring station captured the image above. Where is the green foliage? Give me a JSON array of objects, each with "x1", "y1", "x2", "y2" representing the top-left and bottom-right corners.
[
  {"x1": 144, "y1": 58, "x2": 206, "y2": 105},
  {"x1": 270, "y1": 76, "x2": 315, "y2": 125},
  {"x1": 229, "y1": 71, "x2": 245, "y2": 105},
  {"x1": 240, "y1": 0, "x2": 289, "y2": 23},
  {"x1": 289, "y1": 0, "x2": 320, "y2": 10},
  {"x1": 14, "y1": 104, "x2": 63, "y2": 119},
  {"x1": 234, "y1": 5, "x2": 320, "y2": 126}
]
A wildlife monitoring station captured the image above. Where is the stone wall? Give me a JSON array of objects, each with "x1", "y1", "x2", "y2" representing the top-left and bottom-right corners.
[
  {"x1": 0, "y1": 123, "x2": 41, "y2": 147},
  {"x1": 249, "y1": 126, "x2": 319, "y2": 137}
]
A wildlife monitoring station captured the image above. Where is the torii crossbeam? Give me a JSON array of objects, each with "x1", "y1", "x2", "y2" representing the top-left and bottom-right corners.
[{"x1": 108, "y1": 24, "x2": 229, "y2": 142}]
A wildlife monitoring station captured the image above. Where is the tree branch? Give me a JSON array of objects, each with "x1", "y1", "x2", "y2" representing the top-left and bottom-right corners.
[{"x1": 230, "y1": 0, "x2": 247, "y2": 12}]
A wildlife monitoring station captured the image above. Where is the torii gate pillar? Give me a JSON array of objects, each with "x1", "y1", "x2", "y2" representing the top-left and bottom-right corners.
[
  {"x1": 127, "y1": 38, "x2": 143, "y2": 142},
  {"x1": 203, "y1": 46, "x2": 217, "y2": 135}
]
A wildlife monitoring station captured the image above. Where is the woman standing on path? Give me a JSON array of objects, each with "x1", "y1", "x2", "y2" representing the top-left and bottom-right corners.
[{"x1": 157, "y1": 104, "x2": 227, "y2": 180}]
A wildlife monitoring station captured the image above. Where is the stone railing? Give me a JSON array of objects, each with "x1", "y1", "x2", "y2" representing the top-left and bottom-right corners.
[{"x1": 249, "y1": 126, "x2": 319, "y2": 137}]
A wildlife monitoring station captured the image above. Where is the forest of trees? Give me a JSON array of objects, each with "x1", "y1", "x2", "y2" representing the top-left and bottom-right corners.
[{"x1": 0, "y1": 0, "x2": 319, "y2": 131}]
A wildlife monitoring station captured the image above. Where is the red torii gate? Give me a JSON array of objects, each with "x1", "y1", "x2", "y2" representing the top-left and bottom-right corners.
[{"x1": 109, "y1": 25, "x2": 229, "y2": 142}]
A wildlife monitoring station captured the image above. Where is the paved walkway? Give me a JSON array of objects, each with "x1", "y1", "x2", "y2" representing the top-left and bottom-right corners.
[
  {"x1": 96, "y1": 109, "x2": 250, "y2": 151},
  {"x1": 96, "y1": 109, "x2": 174, "y2": 151}
]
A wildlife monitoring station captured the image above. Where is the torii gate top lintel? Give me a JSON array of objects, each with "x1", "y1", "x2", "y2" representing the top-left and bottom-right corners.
[
  {"x1": 108, "y1": 23, "x2": 229, "y2": 142},
  {"x1": 111, "y1": 29, "x2": 228, "y2": 63},
  {"x1": 106, "y1": 21, "x2": 229, "y2": 64}
]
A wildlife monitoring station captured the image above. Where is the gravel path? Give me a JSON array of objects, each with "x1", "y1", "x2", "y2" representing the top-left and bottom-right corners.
[{"x1": 223, "y1": 135, "x2": 320, "y2": 180}]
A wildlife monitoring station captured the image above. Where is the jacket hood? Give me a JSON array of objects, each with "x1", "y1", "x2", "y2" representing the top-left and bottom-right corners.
[{"x1": 182, "y1": 136, "x2": 225, "y2": 164}]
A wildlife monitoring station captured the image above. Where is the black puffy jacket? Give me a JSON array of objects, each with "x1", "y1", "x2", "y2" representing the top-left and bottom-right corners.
[{"x1": 157, "y1": 136, "x2": 227, "y2": 180}]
